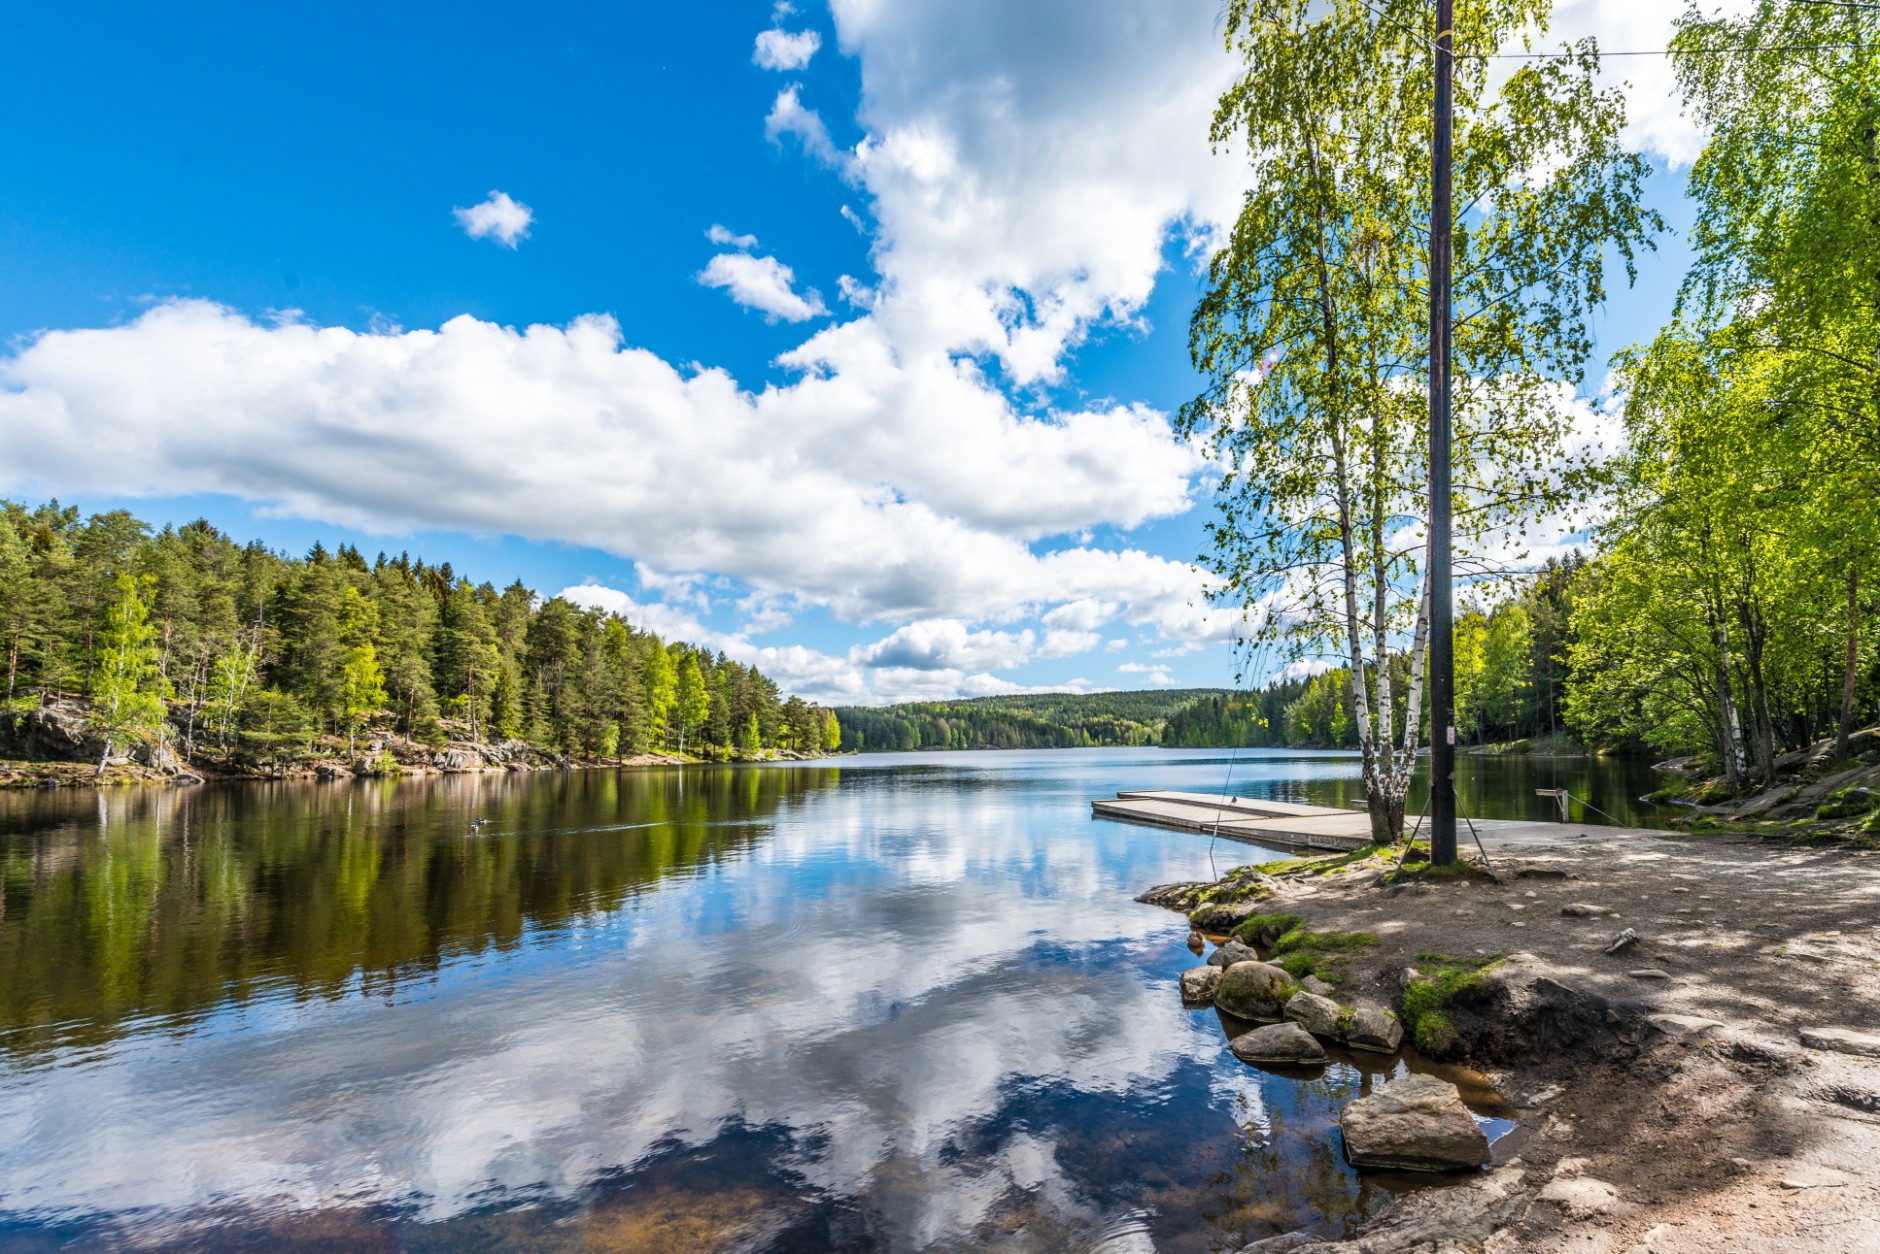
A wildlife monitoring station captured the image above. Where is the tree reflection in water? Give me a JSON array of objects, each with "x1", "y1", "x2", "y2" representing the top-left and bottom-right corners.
[{"x1": 0, "y1": 767, "x2": 839, "y2": 1057}]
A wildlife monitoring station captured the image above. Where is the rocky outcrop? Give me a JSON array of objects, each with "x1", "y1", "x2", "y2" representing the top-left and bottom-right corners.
[
  {"x1": 0, "y1": 700, "x2": 103, "y2": 763},
  {"x1": 1214, "y1": 961, "x2": 1294, "y2": 1022},
  {"x1": 1180, "y1": 966, "x2": 1223, "y2": 1002},
  {"x1": 1136, "y1": 881, "x2": 1215, "y2": 908},
  {"x1": 1190, "y1": 898, "x2": 1270, "y2": 932},
  {"x1": 1229, "y1": 1022, "x2": 1327, "y2": 1066},
  {"x1": 1800, "y1": 1026, "x2": 1880, "y2": 1058},
  {"x1": 1339, "y1": 1074, "x2": 1491, "y2": 1171}
]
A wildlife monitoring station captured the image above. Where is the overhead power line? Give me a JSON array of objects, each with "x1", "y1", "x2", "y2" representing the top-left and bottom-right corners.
[
  {"x1": 1473, "y1": 42, "x2": 1869, "y2": 57},
  {"x1": 1343, "y1": 0, "x2": 1870, "y2": 60}
]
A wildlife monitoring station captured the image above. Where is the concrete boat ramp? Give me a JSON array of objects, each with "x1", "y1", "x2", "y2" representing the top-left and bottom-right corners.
[{"x1": 1091, "y1": 789, "x2": 1665, "y2": 854}]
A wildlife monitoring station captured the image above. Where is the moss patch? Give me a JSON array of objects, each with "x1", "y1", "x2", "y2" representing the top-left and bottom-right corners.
[
  {"x1": 1228, "y1": 911, "x2": 1304, "y2": 945},
  {"x1": 1385, "y1": 844, "x2": 1496, "y2": 883},
  {"x1": 1401, "y1": 951, "x2": 1503, "y2": 1056},
  {"x1": 1266, "y1": 925, "x2": 1378, "y2": 982},
  {"x1": 1816, "y1": 789, "x2": 1873, "y2": 821},
  {"x1": 1251, "y1": 846, "x2": 1382, "y2": 878}
]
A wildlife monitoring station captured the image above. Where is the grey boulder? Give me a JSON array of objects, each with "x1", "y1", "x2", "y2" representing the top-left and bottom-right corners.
[
  {"x1": 1214, "y1": 961, "x2": 1295, "y2": 1022},
  {"x1": 1207, "y1": 939, "x2": 1262, "y2": 969},
  {"x1": 1229, "y1": 1022, "x2": 1328, "y2": 1066},
  {"x1": 1284, "y1": 990, "x2": 1344, "y2": 1039},
  {"x1": 1343, "y1": 1004, "x2": 1403, "y2": 1053},
  {"x1": 1180, "y1": 965, "x2": 1223, "y2": 1002},
  {"x1": 1340, "y1": 1074, "x2": 1491, "y2": 1171}
]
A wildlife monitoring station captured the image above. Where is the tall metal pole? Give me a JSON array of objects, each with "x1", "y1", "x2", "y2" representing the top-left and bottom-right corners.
[{"x1": 1428, "y1": 0, "x2": 1457, "y2": 865}]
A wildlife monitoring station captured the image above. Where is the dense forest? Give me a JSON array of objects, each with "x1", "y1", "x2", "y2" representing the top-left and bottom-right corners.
[
  {"x1": 834, "y1": 689, "x2": 1231, "y2": 752},
  {"x1": 0, "y1": 500, "x2": 839, "y2": 772}
]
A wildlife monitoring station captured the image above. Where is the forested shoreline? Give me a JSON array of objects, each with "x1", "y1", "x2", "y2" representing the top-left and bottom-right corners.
[
  {"x1": 0, "y1": 500, "x2": 839, "y2": 781},
  {"x1": 833, "y1": 689, "x2": 1227, "y2": 752}
]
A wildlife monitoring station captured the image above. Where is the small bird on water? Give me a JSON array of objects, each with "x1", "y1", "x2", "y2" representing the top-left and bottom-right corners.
[{"x1": 470, "y1": 817, "x2": 489, "y2": 829}]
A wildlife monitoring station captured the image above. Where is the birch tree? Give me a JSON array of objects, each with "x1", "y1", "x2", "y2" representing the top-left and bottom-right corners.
[
  {"x1": 90, "y1": 573, "x2": 168, "y2": 776},
  {"x1": 1182, "y1": 0, "x2": 1658, "y2": 841},
  {"x1": 1672, "y1": 0, "x2": 1880, "y2": 762}
]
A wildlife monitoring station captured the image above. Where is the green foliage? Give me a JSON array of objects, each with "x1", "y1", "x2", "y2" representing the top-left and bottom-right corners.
[
  {"x1": 0, "y1": 500, "x2": 831, "y2": 766},
  {"x1": 89, "y1": 573, "x2": 169, "y2": 771},
  {"x1": 836, "y1": 689, "x2": 1231, "y2": 752},
  {"x1": 1182, "y1": 0, "x2": 1659, "y2": 841},
  {"x1": 1563, "y1": 3, "x2": 1878, "y2": 783},
  {"x1": 672, "y1": 649, "x2": 710, "y2": 755},
  {"x1": 339, "y1": 642, "x2": 388, "y2": 757}
]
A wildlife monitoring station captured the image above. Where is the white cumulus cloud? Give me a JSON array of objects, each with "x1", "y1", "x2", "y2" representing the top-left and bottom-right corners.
[
  {"x1": 754, "y1": 28, "x2": 821, "y2": 71},
  {"x1": 452, "y1": 190, "x2": 533, "y2": 248},
  {"x1": 852, "y1": 619, "x2": 1035, "y2": 673},
  {"x1": 0, "y1": 301, "x2": 1214, "y2": 635},
  {"x1": 698, "y1": 252, "x2": 828, "y2": 322},
  {"x1": 706, "y1": 223, "x2": 759, "y2": 248},
  {"x1": 766, "y1": 85, "x2": 845, "y2": 169}
]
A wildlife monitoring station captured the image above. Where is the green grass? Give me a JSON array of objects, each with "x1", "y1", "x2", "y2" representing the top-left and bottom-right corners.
[
  {"x1": 1251, "y1": 846, "x2": 1381, "y2": 878},
  {"x1": 1384, "y1": 843, "x2": 1495, "y2": 882},
  {"x1": 1228, "y1": 912, "x2": 1304, "y2": 945},
  {"x1": 1265, "y1": 925, "x2": 1378, "y2": 982},
  {"x1": 1816, "y1": 788, "x2": 1873, "y2": 820},
  {"x1": 1400, "y1": 951, "x2": 1503, "y2": 1056}
]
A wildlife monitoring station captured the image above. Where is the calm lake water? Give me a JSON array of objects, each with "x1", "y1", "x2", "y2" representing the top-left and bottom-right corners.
[{"x1": 0, "y1": 748, "x2": 1666, "y2": 1251}]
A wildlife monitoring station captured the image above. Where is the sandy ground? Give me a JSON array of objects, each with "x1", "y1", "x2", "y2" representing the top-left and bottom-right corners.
[{"x1": 1201, "y1": 826, "x2": 1880, "y2": 1252}]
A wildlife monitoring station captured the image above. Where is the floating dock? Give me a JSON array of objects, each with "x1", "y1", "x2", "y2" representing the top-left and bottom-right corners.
[{"x1": 1091, "y1": 789, "x2": 1666, "y2": 854}]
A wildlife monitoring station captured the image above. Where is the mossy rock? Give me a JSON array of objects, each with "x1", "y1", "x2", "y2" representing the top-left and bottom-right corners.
[
  {"x1": 1229, "y1": 912, "x2": 1303, "y2": 947},
  {"x1": 1213, "y1": 961, "x2": 1296, "y2": 1021},
  {"x1": 1399, "y1": 952, "x2": 1503, "y2": 1059}
]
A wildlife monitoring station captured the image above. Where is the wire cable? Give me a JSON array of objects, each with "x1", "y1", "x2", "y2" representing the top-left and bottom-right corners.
[{"x1": 1205, "y1": 722, "x2": 1248, "y2": 880}]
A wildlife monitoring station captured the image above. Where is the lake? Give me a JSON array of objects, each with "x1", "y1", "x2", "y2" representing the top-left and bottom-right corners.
[{"x1": 0, "y1": 748, "x2": 1666, "y2": 1251}]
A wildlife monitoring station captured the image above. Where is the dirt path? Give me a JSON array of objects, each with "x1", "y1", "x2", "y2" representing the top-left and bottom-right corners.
[{"x1": 1194, "y1": 826, "x2": 1880, "y2": 1252}]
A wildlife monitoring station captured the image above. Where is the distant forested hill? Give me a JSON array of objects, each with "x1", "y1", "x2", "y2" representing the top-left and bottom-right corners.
[{"x1": 834, "y1": 689, "x2": 1236, "y2": 752}]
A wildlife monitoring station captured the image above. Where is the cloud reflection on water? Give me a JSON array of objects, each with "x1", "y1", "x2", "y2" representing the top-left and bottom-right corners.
[{"x1": 0, "y1": 750, "x2": 1450, "y2": 1250}]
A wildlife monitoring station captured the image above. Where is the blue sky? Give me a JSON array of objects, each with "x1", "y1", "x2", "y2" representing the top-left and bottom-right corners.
[{"x1": 0, "y1": 0, "x2": 1711, "y2": 704}]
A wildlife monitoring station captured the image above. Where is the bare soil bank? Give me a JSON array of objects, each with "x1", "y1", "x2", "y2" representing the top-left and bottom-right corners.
[{"x1": 1161, "y1": 829, "x2": 1880, "y2": 1252}]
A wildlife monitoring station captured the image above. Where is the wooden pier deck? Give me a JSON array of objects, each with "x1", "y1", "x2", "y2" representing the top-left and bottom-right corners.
[{"x1": 1091, "y1": 789, "x2": 1666, "y2": 854}]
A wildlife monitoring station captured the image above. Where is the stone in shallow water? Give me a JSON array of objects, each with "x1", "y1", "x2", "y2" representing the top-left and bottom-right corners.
[
  {"x1": 1229, "y1": 1022, "x2": 1327, "y2": 1065},
  {"x1": 1340, "y1": 1074, "x2": 1491, "y2": 1171},
  {"x1": 1213, "y1": 960, "x2": 1293, "y2": 1021},
  {"x1": 1284, "y1": 990, "x2": 1343, "y2": 1038},
  {"x1": 1343, "y1": 1004, "x2": 1403, "y2": 1053},
  {"x1": 1207, "y1": 939, "x2": 1261, "y2": 969},
  {"x1": 1800, "y1": 1026, "x2": 1880, "y2": 1058},
  {"x1": 1180, "y1": 965, "x2": 1222, "y2": 1002},
  {"x1": 1187, "y1": 929, "x2": 1206, "y2": 953}
]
